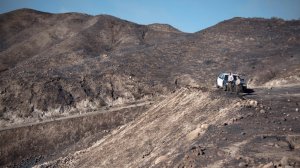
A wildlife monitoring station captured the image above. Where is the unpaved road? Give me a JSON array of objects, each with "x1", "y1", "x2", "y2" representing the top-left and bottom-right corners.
[
  {"x1": 0, "y1": 100, "x2": 154, "y2": 132},
  {"x1": 246, "y1": 85, "x2": 300, "y2": 100}
]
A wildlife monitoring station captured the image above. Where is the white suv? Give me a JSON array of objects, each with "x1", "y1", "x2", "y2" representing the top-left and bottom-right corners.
[{"x1": 216, "y1": 73, "x2": 247, "y2": 91}]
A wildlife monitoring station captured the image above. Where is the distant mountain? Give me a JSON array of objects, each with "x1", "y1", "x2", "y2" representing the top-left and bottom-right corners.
[{"x1": 0, "y1": 8, "x2": 299, "y2": 127}]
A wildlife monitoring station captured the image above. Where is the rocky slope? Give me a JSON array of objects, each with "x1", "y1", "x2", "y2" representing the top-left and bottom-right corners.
[
  {"x1": 0, "y1": 8, "x2": 300, "y2": 167},
  {"x1": 1, "y1": 9, "x2": 299, "y2": 128},
  {"x1": 38, "y1": 87, "x2": 300, "y2": 168}
]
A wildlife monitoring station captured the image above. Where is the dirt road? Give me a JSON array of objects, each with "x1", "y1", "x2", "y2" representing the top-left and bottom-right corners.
[{"x1": 0, "y1": 100, "x2": 154, "y2": 132}]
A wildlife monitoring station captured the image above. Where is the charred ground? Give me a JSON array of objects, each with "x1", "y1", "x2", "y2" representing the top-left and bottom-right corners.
[
  {"x1": 1, "y1": 9, "x2": 299, "y2": 127},
  {"x1": 0, "y1": 8, "x2": 300, "y2": 167}
]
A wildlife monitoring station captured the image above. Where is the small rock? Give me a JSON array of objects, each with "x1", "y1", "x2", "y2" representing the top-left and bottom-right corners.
[
  {"x1": 238, "y1": 162, "x2": 247, "y2": 167},
  {"x1": 236, "y1": 156, "x2": 242, "y2": 160},
  {"x1": 296, "y1": 108, "x2": 299, "y2": 112},
  {"x1": 201, "y1": 124, "x2": 208, "y2": 129},
  {"x1": 190, "y1": 146, "x2": 196, "y2": 150},
  {"x1": 260, "y1": 109, "x2": 266, "y2": 114},
  {"x1": 241, "y1": 132, "x2": 246, "y2": 135},
  {"x1": 249, "y1": 100, "x2": 258, "y2": 107},
  {"x1": 224, "y1": 123, "x2": 228, "y2": 126},
  {"x1": 289, "y1": 128, "x2": 293, "y2": 131},
  {"x1": 247, "y1": 112, "x2": 254, "y2": 117}
]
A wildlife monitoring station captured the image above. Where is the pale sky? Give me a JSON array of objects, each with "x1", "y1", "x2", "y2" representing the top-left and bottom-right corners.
[{"x1": 1, "y1": 0, "x2": 300, "y2": 33}]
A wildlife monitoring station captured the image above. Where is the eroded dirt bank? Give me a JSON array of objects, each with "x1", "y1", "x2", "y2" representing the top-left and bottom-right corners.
[{"x1": 0, "y1": 103, "x2": 150, "y2": 167}]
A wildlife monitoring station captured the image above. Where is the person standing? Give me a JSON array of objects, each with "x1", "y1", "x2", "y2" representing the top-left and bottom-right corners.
[
  {"x1": 228, "y1": 72, "x2": 234, "y2": 92},
  {"x1": 235, "y1": 75, "x2": 241, "y2": 94}
]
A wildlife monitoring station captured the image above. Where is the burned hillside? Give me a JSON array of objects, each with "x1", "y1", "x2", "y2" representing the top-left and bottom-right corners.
[
  {"x1": 0, "y1": 8, "x2": 300, "y2": 167},
  {"x1": 1, "y1": 9, "x2": 299, "y2": 127}
]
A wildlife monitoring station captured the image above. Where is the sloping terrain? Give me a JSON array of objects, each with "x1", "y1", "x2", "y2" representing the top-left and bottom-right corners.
[
  {"x1": 0, "y1": 101, "x2": 152, "y2": 167},
  {"x1": 1, "y1": 9, "x2": 299, "y2": 128},
  {"x1": 38, "y1": 87, "x2": 300, "y2": 167},
  {"x1": 0, "y1": 8, "x2": 300, "y2": 167}
]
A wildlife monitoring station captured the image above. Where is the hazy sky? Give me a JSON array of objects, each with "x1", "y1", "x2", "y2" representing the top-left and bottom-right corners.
[{"x1": 1, "y1": 0, "x2": 300, "y2": 33}]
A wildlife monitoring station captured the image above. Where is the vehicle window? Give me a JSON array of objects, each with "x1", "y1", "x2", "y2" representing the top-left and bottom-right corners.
[{"x1": 234, "y1": 75, "x2": 237, "y2": 80}]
